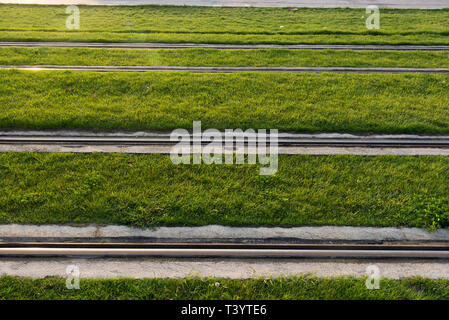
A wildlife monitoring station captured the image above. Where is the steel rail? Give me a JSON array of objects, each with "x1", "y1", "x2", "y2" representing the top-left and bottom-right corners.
[
  {"x1": 2, "y1": 134, "x2": 449, "y2": 148},
  {"x1": 2, "y1": 242, "x2": 449, "y2": 250},
  {"x1": 2, "y1": 65, "x2": 449, "y2": 74},
  {"x1": 2, "y1": 42, "x2": 449, "y2": 51},
  {"x1": 0, "y1": 242, "x2": 448, "y2": 258}
]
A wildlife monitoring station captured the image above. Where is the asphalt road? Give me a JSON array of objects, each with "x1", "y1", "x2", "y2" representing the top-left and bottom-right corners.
[{"x1": 0, "y1": 0, "x2": 448, "y2": 9}]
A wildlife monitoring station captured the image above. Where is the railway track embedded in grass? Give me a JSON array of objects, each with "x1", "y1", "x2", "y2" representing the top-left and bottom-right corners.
[
  {"x1": 1, "y1": 242, "x2": 448, "y2": 258},
  {"x1": 2, "y1": 65, "x2": 449, "y2": 73},
  {"x1": 2, "y1": 42, "x2": 449, "y2": 51},
  {"x1": 2, "y1": 132, "x2": 449, "y2": 148}
]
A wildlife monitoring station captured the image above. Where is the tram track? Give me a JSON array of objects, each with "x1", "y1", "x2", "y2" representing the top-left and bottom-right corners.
[
  {"x1": 2, "y1": 42, "x2": 449, "y2": 51},
  {"x1": 2, "y1": 132, "x2": 449, "y2": 148},
  {"x1": 2, "y1": 64, "x2": 449, "y2": 74},
  {"x1": 0, "y1": 242, "x2": 448, "y2": 258}
]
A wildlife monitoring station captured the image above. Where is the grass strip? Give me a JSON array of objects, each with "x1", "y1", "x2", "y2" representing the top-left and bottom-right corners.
[
  {"x1": 3, "y1": 47, "x2": 449, "y2": 68},
  {"x1": 1, "y1": 70, "x2": 449, "y2": 134},
  {"x1": 1, "y1": 5, "x2": 449, "y2": 45},
  {"x1": 1, "y1": 153, "x2": 448, "y2": 229},
  {"x1": 0, "y1": 276, "x2": 448, "y2": 300}
]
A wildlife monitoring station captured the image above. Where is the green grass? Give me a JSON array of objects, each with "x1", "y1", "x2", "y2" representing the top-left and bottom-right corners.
[
  {"x1": 1, "y1": 70, "x2": 449, "y2": 134},
  {"x1": 4, "y1": 47, "x2": 449, "y2": 68},
  {"x1": 1, "y1": 153, "x2": 449, "y2": 229},
  {"x1": 1, "y1": 276, "x2": 448, "y2": 300},
  {"x1": 1, "y1": 5, "x2": 449, "y2": 45}
]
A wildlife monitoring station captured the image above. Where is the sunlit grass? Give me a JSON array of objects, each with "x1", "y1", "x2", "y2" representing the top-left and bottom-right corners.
[
  {"x1": 3, "y1": 47, "x2": 449, "y2": 68},
  {"x1": 1, "y1": 276, "x2": 448, "y2": 300},
  {"x1": 1, "y1": 70, "x2": 449, "y2": 133},
  {"x1": 0, "y1": 5, "x2": 448, "y2": 45},
  {"x1": 0, "y1": 153, "x2": 448, "y2": 228}
]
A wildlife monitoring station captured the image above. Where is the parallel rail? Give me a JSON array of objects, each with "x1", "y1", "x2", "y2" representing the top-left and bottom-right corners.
[
  {"x1": 2, "y1": 65, "x2": 449, "y2": 74},
  {"x1": 2, "y1": 42, "x2": 449, "y2": 51},
  {"x1": 3, "y1": 134, "x2": 449, "y2": 148},
  {"x1": 1, "y1": 242, "x2": 448, "y2": 258}
]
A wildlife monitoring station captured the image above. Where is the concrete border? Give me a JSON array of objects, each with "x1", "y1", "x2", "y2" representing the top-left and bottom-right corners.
[
  {"x1": 1, "y1": 257, "x2": 448, "y2": 279},
  {"x1": 1, "y1": 224, "x2": 449, "y2": 243},
  {"x1": 3, "y1": 144, "x2": 449, "y2": 156},
  {"x1": 3, "y1": 130, "x2": 449, "y2": 139}
]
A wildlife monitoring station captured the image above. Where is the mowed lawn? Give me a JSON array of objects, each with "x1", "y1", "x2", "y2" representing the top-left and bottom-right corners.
[
  {"x1": 0, "y1": 153, "x2": 448, "y2": 229},
  {"x1": 1, "y1": 276, "x2": 448, "y2": 300},
  {"x1": 3, "y1": 47, "x2": 449, "y2": 68},
  {"x1": 0, "y1": 5, "x2": 449, "y2": 44},
  {"x1": 1, "y1": 70, "x2": 449, "y2": 133}
]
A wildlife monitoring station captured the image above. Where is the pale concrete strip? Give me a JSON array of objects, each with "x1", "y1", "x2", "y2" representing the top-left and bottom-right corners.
[
  {"x1": 0, "y1": 0, "x2": 448, "y2": 10},
  {"x1": 1, "y1": 225, "x2": 449, "y2": 242},
  {"x1": 2, "y1": 42, "x2": 449, "y2": 51},
  {"x1": 3, "y1": 130, "x2": 449, "y2": 139},
  {"x1": 3, "y1": 65, "x2": 449, "y2": 73},
  {"x1": 3, "y1": 144, "x2": 449, "y2": 156},
  {"x1": 0, "y1": 258, "x2": 448, "y2": 279}
]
